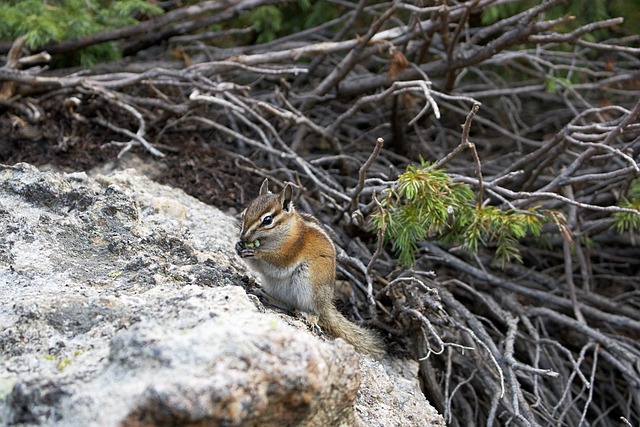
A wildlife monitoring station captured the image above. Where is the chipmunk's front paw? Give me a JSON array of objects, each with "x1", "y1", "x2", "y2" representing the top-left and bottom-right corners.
[{"x1": 235, "y1": 241, "x2": 255, "y2": 258}]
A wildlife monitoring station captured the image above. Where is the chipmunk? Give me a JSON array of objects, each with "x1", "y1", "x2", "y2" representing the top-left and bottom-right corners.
[{"x1": 235, "y1": 179, "x2": 384, "y2": 358}]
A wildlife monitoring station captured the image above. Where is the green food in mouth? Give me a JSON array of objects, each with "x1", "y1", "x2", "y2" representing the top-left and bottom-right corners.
[{"x1": 245, "y1": 240, "x2": 260, "y2": 248}]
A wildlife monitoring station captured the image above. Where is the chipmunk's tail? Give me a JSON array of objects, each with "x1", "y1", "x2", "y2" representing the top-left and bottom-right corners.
[{"x1": 319, "y1": 306, "x2": 385, "y2": 359}]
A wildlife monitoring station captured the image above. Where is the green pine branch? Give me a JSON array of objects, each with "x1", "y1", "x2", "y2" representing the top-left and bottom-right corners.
[
  {"x1": 370, "y1": 162, "x2": 555, "y2": 267},
  {"x1": 0, "y1": 0, "x2": 163, "y2": 66},
  {"x1": 612, "y1": 179, "x2": 640, "y2": 233}
]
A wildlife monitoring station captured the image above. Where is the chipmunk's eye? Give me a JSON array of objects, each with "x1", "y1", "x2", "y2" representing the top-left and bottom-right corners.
[{"x1": 261, "y1": 215, "x2": 273, "y2": 226}]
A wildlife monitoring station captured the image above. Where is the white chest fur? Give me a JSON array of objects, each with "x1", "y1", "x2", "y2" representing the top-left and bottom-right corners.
[{"x1": 245, "y1": 258, "x2": 317, "y2": 314}]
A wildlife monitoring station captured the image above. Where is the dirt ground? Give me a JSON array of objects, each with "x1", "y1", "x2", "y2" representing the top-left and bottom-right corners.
[{"x1": 0, "y1": 108, "x2": 261, "y2": 213}]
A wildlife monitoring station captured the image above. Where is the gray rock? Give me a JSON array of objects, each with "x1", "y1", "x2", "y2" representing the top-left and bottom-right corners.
[{"x1": 0, "y1": 163, "x2": 443, "y2": 426}]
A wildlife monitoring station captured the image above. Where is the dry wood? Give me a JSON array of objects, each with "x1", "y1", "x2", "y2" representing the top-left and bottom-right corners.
[{"x1": 1, "y1": 1, "x2": 639, "y2": 425}]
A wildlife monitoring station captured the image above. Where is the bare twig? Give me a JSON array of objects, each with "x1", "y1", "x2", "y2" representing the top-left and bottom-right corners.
[
  {"x1": 3, "y1": 2, "x2": 639, "y2": 424},
  {"x1": 350, "y1": 137, "x2": 384, "y2": 215}
]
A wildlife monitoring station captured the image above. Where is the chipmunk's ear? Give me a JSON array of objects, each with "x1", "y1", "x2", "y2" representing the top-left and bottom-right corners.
[
  {"x1": 259, "y1": 178, "x2": 269, "y2": 195},
  {"x1": 281, "y1": 183, "x2": 294, "y2": 212}
]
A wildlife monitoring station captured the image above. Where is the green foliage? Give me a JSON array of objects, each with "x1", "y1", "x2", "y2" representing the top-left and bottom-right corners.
[
  {"x1": 609, "y1": 0, "x2": 640, "y2": 34},
  {"x1": 481, "y1": 0, "x2": 640, "y2": 38},
  {"x1": 0, "y1": 0, "x2": 162, "y2": 66},
  {"x1": 612, "y1": 179, "x2": 640, "y2": 233},
  {"x1": 544, "y1": 76, "x2": 573, "y2": 94},
  {"x1": 370, "y1": 162, "x2": 547, "y2": 267},
  {"x1": 370, "y1": 164, "x2": 473, "y2": 265},
  {"x1": 245, "y1": 6, "x2": 284, "y2": 44},
  {"x1": 568, "y1": 0, "x2": 609, "y2": 34},
  {"x1": 481, "y1": 1, "x2": 533, "y2": 26},
  {"x1": 239, "y1": 0, "x2": 339, "y2": 44},
  {"x1": 301, "y1": 0, "x2": 338, "y2": 29}
]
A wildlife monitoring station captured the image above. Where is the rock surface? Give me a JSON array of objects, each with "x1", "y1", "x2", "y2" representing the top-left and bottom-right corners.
[{"x1": 0, "y1": 163, "x2": 443, "y2": 427}]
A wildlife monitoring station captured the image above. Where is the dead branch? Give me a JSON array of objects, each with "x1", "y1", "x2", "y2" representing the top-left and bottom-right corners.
[{"x1": 2, "y1": 1, "x2": 640, "y2": 424}]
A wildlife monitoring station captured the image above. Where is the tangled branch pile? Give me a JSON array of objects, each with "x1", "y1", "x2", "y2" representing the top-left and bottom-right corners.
[{"x1": 1, "y1": 1, "x2": 639, "y2": 425}]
